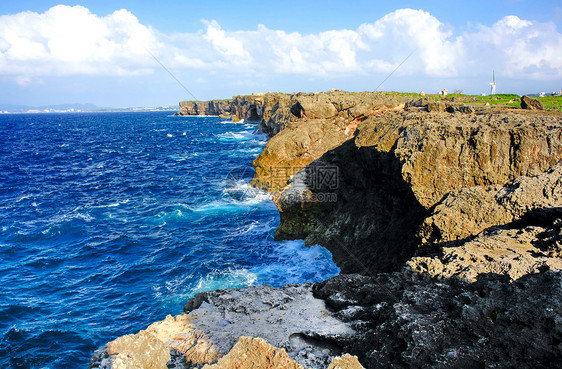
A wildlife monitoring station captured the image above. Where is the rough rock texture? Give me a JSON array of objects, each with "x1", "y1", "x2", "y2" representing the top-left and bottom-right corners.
[
  {"x1": 175, "y1": 100, "x2": 234, "y2": 117},
  {"x1": 89, "y1": 315, "x2": 220, "y2": 369},
  {"x1": 327, "y1": 354, "x2": 364, "y2": 369},
  {"x1": 93, "y1": 91, "x2": 562, "y2": 369},
  {"x1": 271, "y1": 110, "x2": 562, "y2": 274},
  {"x1": 91, "y1": 284, "x2": 363, "y2": 369},
  {"x1": 313, "y1": 271, "x2": 562, "y2": 369},
  {"x1": 405, "y1": 162, "x2": 562, "y2": 282},
  {"x1": 183, "y1": 283, "x2": 356, "y2": 368},
  {"x1": 201, "y1": 337, "x2": 365, "y2": 369},
  {"x1": 201, "y1": 337, "x2": 304, "y2": 369},
  {"x1": 175, "y1": 93, "x2": 287, "y2": 123},
  {"x1": 521, "y1": 95, "x2": 545, "y2": 110},
  {"x1": 409, "y1": 217, "x2": 562, "y2": 282},
  {"x1": 419, "y1": 162, "x2": 562, "y2": 245},
  {"x1": 105, "y1": 331, "x2": 170, "y2": 369},
  {"x1": 252, "y1": 91, "x2": 411, "y2": 190}
]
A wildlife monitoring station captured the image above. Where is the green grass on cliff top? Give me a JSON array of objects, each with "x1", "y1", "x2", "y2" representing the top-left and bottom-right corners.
[{"x1": 390, "y1": 91, "x2": 562, "y2": 111}]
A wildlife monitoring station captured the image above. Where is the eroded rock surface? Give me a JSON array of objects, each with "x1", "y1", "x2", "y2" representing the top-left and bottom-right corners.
[
  {"x1": 313, "y1": 271, "x2": 562, "y2": 369},
  {"x1": 419, "y1": 161, "x2": 562, "y2": 245},
  {"x1": 272, "y1": 110, "x2": 562, "y2": 274},
  {"x1": 408, "y1": 162, "x2": 562, "y2": 281},
  {"x1": 91, "y1": 284, "x2": 360, "y2": 369},
  {"x1": 184, "y1": 283, "x2": 356, "y2": 368},
  {"x1": 201, "y1": 337, "x2": 304, "y2": 369},
  {"x1": 89, "y1": 314, "x2": 219, "y2": 369}
]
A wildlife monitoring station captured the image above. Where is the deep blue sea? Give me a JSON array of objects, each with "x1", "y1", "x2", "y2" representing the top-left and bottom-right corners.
[{"x1": 0, "y1": 112, "x2": 339, "y2": 368}]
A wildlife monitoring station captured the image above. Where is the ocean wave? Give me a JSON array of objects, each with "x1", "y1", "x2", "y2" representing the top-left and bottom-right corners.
[
  {"x1": 234, "y1": 219, "x2": 277, "y2": 236},
  {"x1": 167, "y1": 153, "x2": 198, "y2": 161},
  {"x1": 189, "y1": 268, "x2": 258, "y2": 297},
  {"x1": 91, "y1": 199, "x2": 130, "y2": 209},
  {"x1": 12, "y1": 215, "x2": 89, "y2": 242},
  {"x1": 251, "y1": 240, "x2": 340, "y2": 286},
  {"x1": 149, "y1": 204, "x2": 195, "y2": 225},
  {"x1": 218, "y1": 118, "x2": 246, "y2": 125}
]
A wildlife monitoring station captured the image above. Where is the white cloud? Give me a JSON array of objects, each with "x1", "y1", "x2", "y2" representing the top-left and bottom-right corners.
[
  {"x1": 1, "y1": 5, "x2": 562, "y2": 85},
  {"x1": 0, "y1": 5, "x2": 159, "y2": 77},
  {"x1": 459, "y1": 16, "x2": 562, "y2": 79}
]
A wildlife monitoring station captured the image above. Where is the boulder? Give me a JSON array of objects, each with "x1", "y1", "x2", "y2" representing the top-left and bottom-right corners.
[
  {"x1": 427, "y1": 101, "x2": 446, "y2": 112},
  {"x1": 521, "y1": 95, "x2": 545, "y2": 110}
]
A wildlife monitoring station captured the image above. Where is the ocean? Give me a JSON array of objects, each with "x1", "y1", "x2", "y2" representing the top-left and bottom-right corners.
[{"x1": 0, "y1": 112, "x2": 339, "y2": 368}]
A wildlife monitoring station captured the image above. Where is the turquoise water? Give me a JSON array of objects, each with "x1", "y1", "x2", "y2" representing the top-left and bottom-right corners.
[{"x1": 0, "y1": 112, "x2": 339, "y2": 368}]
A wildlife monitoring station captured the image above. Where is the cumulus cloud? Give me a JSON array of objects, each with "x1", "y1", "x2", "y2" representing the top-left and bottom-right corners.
[
  {"x1": 459, "y1": 15, "x2": 562, "y2": 79},
  {"x1": 1, "y1": 5, "x2": 561, "y2": 84},
  {"x1": 0, "y1": 5, "x2": 159, "y2": 76}
]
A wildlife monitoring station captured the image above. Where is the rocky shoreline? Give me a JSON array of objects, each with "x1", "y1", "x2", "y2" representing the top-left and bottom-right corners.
[{"x1": 91, "y1": 91, "x2": 562, "y2": 368}]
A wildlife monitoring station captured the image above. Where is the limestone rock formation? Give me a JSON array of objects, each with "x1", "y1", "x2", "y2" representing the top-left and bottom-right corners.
[
  {"x1": 409, "y1": 218, "x2": 562, "y2": 282},
  {"x1": 419, "y1": 162, "x2": 562, "y2": 246},
  {"x1": 105, "y1": 331, "x2": 170, "y2": 369},
  {"x1": 183, "y1": 283, "x2": 356, "y2": 368},
  {"x1": 174, "y1": 93, "x2": 286, "y2": 123},
  {"x1": 201, "y1": 337, "x2": 365, "y2": 369},
  {"x1": 89, "y1": 315, "x2": 219, "y2": 369},
  {"x1": 521, "y1": 95, "x2": 545, "y2": 110},
  {"x1": 251, "y1": 91, "x2": 411, "y2": 190},
  {"x1": 93, "y1": 91, "x2": 562, "y2": 369},
  {"x1": 270, "y1": 109, "x2": 562, "y2": 274},
  {"x1": 407, "y1": 162, "x2": 562, "y2": 281},
  {"x1": 91, "y1": 283, "x2": 364, "y2": 369},
  {"x1": 327, "y1": 354, "x2": 364, "y2": 369},
  {"x1": 201, "y1": 337, "x2": 304, "y2": 369}
]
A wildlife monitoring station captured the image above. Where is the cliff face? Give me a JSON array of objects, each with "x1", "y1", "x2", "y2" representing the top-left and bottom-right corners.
[
  {"x1": 264, "y1": 107, "x2": 562, "y2": 274},
  {"x1": 174, "y1": 93, "x2": 288, "y2": 122}
]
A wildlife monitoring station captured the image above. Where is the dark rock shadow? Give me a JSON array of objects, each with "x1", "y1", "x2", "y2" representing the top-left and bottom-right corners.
[
  {"x1": 311, "y1": 269, "x2": 562, "y2": 369},
  {"x1": 275, "y1": 139, "x2": 429, "y2": 275}
]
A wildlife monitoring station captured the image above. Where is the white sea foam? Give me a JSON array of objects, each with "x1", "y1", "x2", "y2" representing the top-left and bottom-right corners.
[
  {"x1": 234, "y1": 219, "x2": 276, "y2": 236},
  {"x1": 190, "y1": 268, "x2": 257, "y2": 296},
  {"x1": 93, "y1": 199, "x2": 129, "y2": 209},
  {"x1": 151, "y1": 204, "x2": 194, "y2": 224},
  {"x1": 216, "y1": 130, "x2": 260, "y2": 142},
  {"x1": 153, "y1": 267, "x2": 258, "y2": 306},
  {"x1": 168, "y1": 153, "x2": 198, "y2": 161}
]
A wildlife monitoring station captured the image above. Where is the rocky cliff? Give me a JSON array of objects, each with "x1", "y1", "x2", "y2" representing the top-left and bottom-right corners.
[
  {"x1": 258, "y1": 101, "x2": 562, "y2": 274},
  {"x1": 92, "y1": 92, "x2": 562, "y2": 368},
  {"x1": 174, "y1": 93, "x2": 289, "y2": 123}
]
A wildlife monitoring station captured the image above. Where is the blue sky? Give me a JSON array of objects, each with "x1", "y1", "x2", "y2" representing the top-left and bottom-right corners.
[{"x1": 1, "y1": 1, "x2": 561, "y2": 107}]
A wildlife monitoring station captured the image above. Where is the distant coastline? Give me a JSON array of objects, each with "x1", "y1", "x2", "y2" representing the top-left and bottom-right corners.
[{"x1": 0, "y1": 103, "x2": 178, "y2": 114}]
